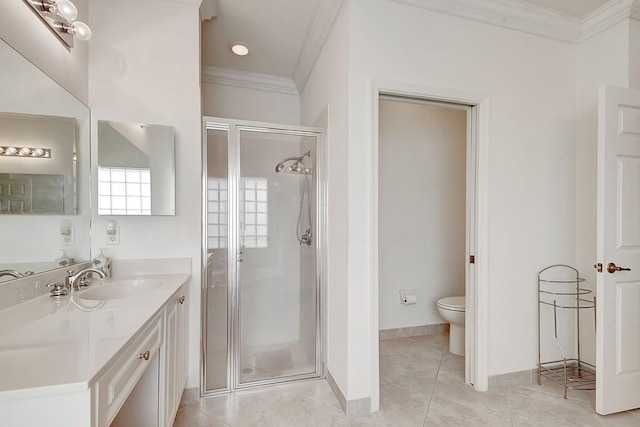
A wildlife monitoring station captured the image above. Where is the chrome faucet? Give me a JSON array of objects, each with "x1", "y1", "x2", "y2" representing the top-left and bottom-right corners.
[
  {"x1": 0, "y1": 270, "x2": 24, "y2": 278},
  {"x1": 65, "y1": 268, "x2": 107, "y2": 292}
]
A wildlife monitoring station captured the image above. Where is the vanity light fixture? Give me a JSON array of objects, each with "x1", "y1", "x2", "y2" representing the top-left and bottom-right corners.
[
  {"x1": 0, "y1": 146, "x2": 51, "y2": 158},
  {"x1": 230, "y1": 42, "x2": 249, "y2": 56},
  {"x1": 23, "y1": 0, "x2": 92, "y2": 48}
]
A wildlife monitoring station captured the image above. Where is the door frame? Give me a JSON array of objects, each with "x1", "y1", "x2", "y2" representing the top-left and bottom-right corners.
[{"x1": 371, "y1": 81, "x2": 489, "y2": 410}]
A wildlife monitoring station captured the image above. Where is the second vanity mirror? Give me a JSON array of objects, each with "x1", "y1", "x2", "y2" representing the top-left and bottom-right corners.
[{"x1": 97, "y1": 121, "x2": 175, "y2": 216}]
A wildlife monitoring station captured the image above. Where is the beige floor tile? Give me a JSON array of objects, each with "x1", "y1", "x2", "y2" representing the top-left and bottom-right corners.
[
  {"x1": 433, "y1": 372, "x2": 512, "y2": 418},
  {"x1": 355, "y1": 383, "x2": 430, "y2": 427},
  {"x1": 175, "y1": 333, "x2": 636, "y2": 427},
  {"x1": 424, "y1": 396, "x2": 512, "y2": 426},
  {"x1": 173, "y1": 405, "x2": 231, "y2": 426},
  {"x1": 245, "y1": 391, "x2": 348, "y2": 427},
  {"x1": 508, "y1": 386, "x2": 603, "y2": 426}
]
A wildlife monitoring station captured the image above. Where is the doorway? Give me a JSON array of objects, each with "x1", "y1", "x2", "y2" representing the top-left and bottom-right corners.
[
  {"x1": 373, "y1": 88, "x2": 485, "y2": 407},
  {"x1": 201, "y1": 117, "x2": 326, "y2": 394}
]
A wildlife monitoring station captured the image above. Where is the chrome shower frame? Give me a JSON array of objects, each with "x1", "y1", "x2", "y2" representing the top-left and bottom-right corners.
[{"x1": 201, "y1": 117, "x2": 327, "y2": 396}]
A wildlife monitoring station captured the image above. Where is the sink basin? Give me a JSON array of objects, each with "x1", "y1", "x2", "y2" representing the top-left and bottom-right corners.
[{"x1": 79, "y1": 279, "x2": 162, "y2": 300}]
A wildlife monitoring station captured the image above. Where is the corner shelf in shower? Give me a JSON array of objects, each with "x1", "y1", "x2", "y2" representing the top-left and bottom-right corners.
[{"x1": 537, "y1": 264, "x2": 596, "y2": 399}]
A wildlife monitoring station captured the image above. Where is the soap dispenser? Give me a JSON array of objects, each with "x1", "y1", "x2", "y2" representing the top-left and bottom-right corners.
[
  {"x1": 92, "y1": 248, "x2": 112, "y2": 278},
  {"x1": 55, "y1": 250, "x2": 72, "y2": 267}
]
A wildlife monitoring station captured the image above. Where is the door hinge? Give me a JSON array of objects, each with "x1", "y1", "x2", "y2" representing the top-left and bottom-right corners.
[
  {"x1": 470, "y1": 255, "x2": 475, "y2": 264},
  {"x1": 594, "y1": 263, "x2": 603, "y2": 273}
]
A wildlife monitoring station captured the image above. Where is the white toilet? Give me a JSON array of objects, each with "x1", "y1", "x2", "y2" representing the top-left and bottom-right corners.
[{"x1": 437, "y1": 296, "x2": 465, "y2": 356}]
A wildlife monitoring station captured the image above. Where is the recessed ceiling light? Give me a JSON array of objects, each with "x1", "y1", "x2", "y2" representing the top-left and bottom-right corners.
[{"x1": 230, "y1": 42, "x2": 249, "y2": 57}]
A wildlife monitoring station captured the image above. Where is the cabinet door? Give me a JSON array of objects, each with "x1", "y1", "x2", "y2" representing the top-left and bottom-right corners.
[
  {"x1": 163, "y1": 286, "x2": 186, "y2": 426},
  {"x1": 177, "y1": 287, "x2": 188, "y2": 392}
]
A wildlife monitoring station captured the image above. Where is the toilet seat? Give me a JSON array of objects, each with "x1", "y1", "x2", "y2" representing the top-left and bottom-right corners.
[{"x1": 437, "y1": 296, "x2": 465, "y2": 312}]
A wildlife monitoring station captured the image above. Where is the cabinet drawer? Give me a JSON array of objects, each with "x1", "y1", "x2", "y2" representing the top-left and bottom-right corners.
[{"x1": 100, "y1": 312, "x2": 163, "y2": 425}]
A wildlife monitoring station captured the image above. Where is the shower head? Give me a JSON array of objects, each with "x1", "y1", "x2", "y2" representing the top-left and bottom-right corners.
[{"x1": 275, "y1": 151, "x2": 311, "y2": 174}]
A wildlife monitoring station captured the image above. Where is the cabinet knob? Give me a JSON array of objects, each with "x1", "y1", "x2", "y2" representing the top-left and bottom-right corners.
[
  {"x1": 139, "y1": 350, "x2": 151, "y2": 361},
  {"x1": 177, "y1": 296, "x2": 186, "y2": 304}
]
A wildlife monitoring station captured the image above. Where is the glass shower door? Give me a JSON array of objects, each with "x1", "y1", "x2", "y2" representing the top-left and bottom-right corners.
[{"x1": 236, "y1": 128, "x2": 319, "y2": 386}]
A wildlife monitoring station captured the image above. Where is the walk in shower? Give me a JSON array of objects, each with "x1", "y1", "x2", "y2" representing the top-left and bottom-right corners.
[{"x1": 202, "y1": 118, "x2": 325, "y2": 394}]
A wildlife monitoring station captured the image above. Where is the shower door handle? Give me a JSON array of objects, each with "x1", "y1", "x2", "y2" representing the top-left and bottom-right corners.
[{"x1": 237, "y1": 245, "x2": 245, "y2": 263}]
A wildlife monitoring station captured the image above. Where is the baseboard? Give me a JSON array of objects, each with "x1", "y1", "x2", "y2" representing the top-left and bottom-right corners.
[
  {"x1": 326, "y1": 370, "x2": 371, "y2": 416},
  {"x1": 379, "y1": 323, "x2": 449, "y2": 341}
]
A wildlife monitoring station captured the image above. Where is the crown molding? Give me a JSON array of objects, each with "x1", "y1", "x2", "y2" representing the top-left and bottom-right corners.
[
  {"x1": 293, "y1": 0, "x2": 346, "y2": 92},
  {"x1": 202, "y1": 66, "x2": 299, "y2": 95},
  {"x1": 390, "y1": 0, "x2": 639, "y2": 44},
  {"x1": 160, "y1": 0, "x2": 203, "y2": 6},
  {"x1": 391, "y1": 0, "x2": 579, "y2": 42}
]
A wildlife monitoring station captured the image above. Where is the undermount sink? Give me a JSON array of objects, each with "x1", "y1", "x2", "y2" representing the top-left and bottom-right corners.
[{"x1": 79, "y1": 279, "x2": 162, "y2": 300}]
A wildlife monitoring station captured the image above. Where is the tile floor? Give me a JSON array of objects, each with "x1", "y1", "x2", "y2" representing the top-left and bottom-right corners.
[{"x1": 174, "y1": 334, "x2": 640, "y2": 426}]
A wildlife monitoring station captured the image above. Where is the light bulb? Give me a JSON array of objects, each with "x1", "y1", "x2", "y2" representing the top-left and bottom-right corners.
[
  {"x1": 32, "y1": 148, "x2": 45, "y2": 157},
  {"x1": 51, "y1": 0, "x2": 78, "y2": 22},
  {"x1": 5, "y1": 147, "x2": 17, "y2": 155},
  {"x1": 69, "y1": 21, "x2": 92, "y2": 41},
  {"x1": 0, "y1": 147, "x2": 4, "y2": 154},
  {"x1": 231, "y1": 43, "x2": 249, "y2": 56},
  {"x1": 18, "y1": 147, "x2": 31, "y2": 156}
]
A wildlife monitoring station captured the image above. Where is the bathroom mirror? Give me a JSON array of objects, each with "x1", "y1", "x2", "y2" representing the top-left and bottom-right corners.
[
  {"x1": 97, "y1": 120, "x2": 175, "y2": 216},
  {"x1": 0, "y1": 38, "x2": 91, "y2": 281}
]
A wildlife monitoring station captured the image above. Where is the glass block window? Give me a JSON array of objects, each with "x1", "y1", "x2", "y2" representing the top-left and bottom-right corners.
[
  {"x1": 207, "y1": 178, "x2": 228, "y2": 249},
  {"x1": 98, "y1": 167, "x2": 151, "y2": 215},
  {"x1": 241, "y1": 177, "x2": 268, "y2": 248}
]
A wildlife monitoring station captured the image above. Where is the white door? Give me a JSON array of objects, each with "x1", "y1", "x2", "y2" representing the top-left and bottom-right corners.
[{"x1": 596, "y1": 85, "x2": 640, "y2": 415}]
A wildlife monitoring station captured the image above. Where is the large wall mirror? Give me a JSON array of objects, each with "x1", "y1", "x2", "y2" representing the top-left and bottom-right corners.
[
  {"x1": 0, "y1": 38, "x2": 90, "y2": 281},
  {"x1": 97, "y1": 120, "x2": 175, "y2": 216}
]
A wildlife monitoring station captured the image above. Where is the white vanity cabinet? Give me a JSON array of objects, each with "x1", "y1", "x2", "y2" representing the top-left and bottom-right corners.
[
  {"x1": 0, "y1": 274, "x2": 189, "y2": 427},
  {"x1": 100, "y1": 284, "x2": 188, "y2": 427},
  {"x1": 95, "y1": 311, "x2": 164, "y2": 426}
]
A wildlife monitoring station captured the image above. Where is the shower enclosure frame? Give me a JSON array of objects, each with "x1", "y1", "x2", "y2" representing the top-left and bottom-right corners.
[{"x1": 200, "y1": 117, "x2": 327, "y2": 396}]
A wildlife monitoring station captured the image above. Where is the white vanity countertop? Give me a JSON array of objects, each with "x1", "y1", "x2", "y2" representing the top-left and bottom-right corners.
[{"x1": 0, "y1": 273, "x2": 189, "y2": 401}]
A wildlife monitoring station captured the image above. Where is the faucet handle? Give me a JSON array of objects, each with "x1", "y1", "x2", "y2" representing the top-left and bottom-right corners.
[{"x1": 47, "y1": 282, "x2": 68, "y2": 297}]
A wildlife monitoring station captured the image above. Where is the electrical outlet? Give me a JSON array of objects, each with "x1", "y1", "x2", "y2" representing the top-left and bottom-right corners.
[
  {"x1": 60, "y1": 227, "x2": 75, "y2": 246},
  {"x1": 106, "y1": 226, "x2": 120, "y2": 245}
]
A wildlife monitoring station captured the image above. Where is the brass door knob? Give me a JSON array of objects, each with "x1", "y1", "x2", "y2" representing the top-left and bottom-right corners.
[
  {"x1": 139, "y1": 350, "x2": 151, "y2": 361},
  {"x1": 607, "y1": 263, "x2": 631, "y2": 274}
]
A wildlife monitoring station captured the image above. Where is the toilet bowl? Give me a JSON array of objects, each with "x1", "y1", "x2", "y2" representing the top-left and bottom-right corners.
[{"x1": 437, "y1": 296, "x2": 465, "y2": 356}]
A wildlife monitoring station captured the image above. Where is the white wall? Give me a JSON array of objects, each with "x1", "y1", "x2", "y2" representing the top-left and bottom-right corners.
[
  {"x1": 0, "y1": 0, "x2": 89, "y2": 103},
  {"x1": 378, "y1": 100, "x2": 466, "y2": 330},
  {"x1": 346, "y1": 0, "x2": 577, "y2": 400},
  {"x1": 202, "y1": 82, "x2": 300, "y2": 124},
  {"x1": 575, "y1": 20, "x2": 633, "y2": 365},
  {"x1": 88, "y1": 0, "x2": 202, "y2": 388},
  {"x1": 300, "y1": 1, "x2": 350, "y2": 400}
]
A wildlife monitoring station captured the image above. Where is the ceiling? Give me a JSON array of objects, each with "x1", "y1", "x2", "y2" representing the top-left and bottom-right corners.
[{"x1": 201, "y1": 0, "x2": 615, "y2": 91}]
